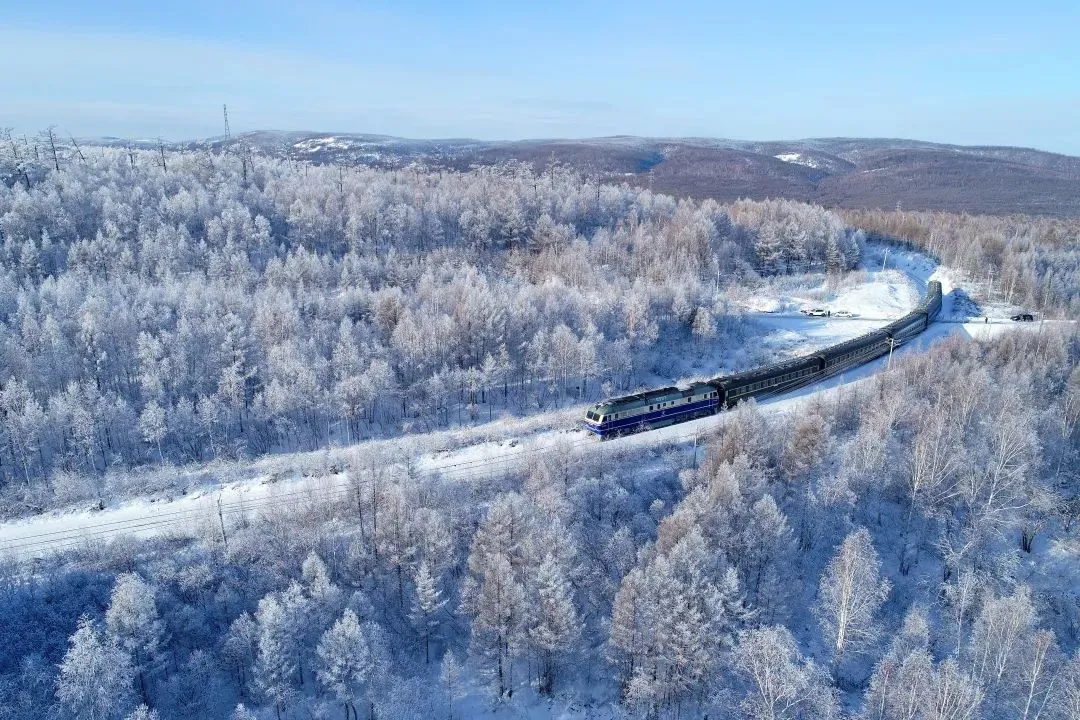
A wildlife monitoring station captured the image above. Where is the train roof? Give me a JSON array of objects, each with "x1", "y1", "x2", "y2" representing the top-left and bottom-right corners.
[
  {"x1": 712, "y1": 353, "x2": 821, "y2": 387},
  {"x1": 817, "y1": 330, "x2": 889, "y2": 360},
  {"x1": 881, "y1": 310, "x2": 926, "y2": 333}
]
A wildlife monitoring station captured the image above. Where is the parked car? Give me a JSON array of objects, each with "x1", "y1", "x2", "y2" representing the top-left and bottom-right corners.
[
  {"x1": 1011, "y1": 313, "x2": 1035, "y2": 322},
  {"x1": 806, "y1": 308, "x2": 829, "y2": 317},
  {"x1": 832, "y1": 310, "x2": 855, "y2": 318}
]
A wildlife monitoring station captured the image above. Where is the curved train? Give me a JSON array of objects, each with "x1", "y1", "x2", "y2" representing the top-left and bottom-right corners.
[{"x1": 583, "y1": 281, "x2": 942, "y2": 438}]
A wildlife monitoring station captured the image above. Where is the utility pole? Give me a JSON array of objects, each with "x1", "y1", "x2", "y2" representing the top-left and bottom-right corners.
[
  {"x1": 881, "y1": 247, "x2": 889, "y2": 272},
  {"x1": 217, "y1": 496, "x2": 228, "y2": 550},
  {"x1": 886, "y1": 338, "x2": 896, "y2": 370}
]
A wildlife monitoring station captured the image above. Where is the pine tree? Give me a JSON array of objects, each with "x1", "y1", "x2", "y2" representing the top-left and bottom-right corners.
[
  {"x1": 253, "y1": 596, "x2": 296, "y2": 719},
  {"x1": 527, "y1": 554, "x2": 581, "y2": 694},
  {"x1": 302, "y1": 551, "x2": 344, "y2": 631},
  {"x1": 316, "y1": 609, "x2": 372, "y2": 720},
  {"x1": 467, "y1": 552, "x2": 525, "y2": 698},
  {"x1": 609, "y1": 566, "x2": 648, "y2": 684},
  {"x1": 410, "y1": 560, "x2": 447, "y2": 664},
  {"x1": 223, "y1": 612, "x2": 259, "y2": 695}
]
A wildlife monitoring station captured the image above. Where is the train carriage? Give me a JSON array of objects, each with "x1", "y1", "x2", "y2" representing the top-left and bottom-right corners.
[
  {"x1": 921, "y1": 280, "x2": 943, "y2": 320},
  {"x1": 817, "y1": 330, "x2": 891, "y2": 373},
  {"x1": 880, "y1": 311, "x2": 928, "y2": 344},
  {"x1": 710, "y1": 354, "x2": 823, "y2": 408},
  {"x1": 583, "y1": 279, "x2": 944, "y2": 439}
]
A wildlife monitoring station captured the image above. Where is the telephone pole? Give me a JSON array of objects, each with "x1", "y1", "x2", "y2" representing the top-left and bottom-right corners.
[{"x1": 217, "y1": 495, "x2": 228, "y2": 550}]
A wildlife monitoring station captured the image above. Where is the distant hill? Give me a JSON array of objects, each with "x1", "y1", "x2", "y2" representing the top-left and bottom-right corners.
[{"x1": 93, "y1": 132, "x2": 1080, "y2": 216}]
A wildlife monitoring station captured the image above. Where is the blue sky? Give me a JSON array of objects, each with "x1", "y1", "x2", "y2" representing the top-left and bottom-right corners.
[{"x1": 3, "y1": 0, "x2": 1078, "y2": 153}]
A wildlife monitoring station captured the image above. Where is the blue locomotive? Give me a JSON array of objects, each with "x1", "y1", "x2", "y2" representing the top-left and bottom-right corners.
[{"x1": 583, "y1": 281, "x2": 942, "y2": 438}]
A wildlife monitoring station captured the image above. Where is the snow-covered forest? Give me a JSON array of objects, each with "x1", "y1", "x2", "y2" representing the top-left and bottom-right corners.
[
  {"x1": 841, "y1": 208, "x2": 1080, "y2": 316},
  {"x1": 2, "y1": 323, "x2": 1078, "y2": 720},
  {"x1": 1, "y1": 144, "x2": 1079, "y2": 720},
  {"x1": 0, "y1": 145, "x2": 862, "y2": 502}
]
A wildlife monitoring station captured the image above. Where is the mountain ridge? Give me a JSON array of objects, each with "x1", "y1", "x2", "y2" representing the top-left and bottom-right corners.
[{"x1": 85, "y1": 131, "x2": 1080, "y2": 216}]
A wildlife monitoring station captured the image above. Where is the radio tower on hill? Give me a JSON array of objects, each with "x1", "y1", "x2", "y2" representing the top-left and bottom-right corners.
[{"x1": 223, "y1": 104, "x2": 231, "y2": 142}]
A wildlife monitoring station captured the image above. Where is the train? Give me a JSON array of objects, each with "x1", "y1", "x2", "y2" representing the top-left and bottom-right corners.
[{"x1": 583, "y1": 281, "x2": 942, "y2": 438}]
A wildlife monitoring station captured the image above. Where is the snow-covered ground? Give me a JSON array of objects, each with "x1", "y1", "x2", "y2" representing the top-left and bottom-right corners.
[
  {"x1": 774, "y1": 152, "x2": 825, "y2": 169},
  {"x1": 0, "y1": 244, "x2": 1059, "y2": 560}
]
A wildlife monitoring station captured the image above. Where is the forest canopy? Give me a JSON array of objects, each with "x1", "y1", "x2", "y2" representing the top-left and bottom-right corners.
[{"x1": 0, "y1": 146, "x2": 863, "y2": 498}]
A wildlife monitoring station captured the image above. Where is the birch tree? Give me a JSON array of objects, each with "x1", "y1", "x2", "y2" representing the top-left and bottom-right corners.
[
  {"x1": 814, "y1": 527, "x2": 890, "y2": 671},
  {"x1": 730, "y1": 625, "x2": 836, "y2": 720}
]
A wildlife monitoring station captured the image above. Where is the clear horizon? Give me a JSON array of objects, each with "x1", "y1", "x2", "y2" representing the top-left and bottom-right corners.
[{"x1": 3, "y1": 0, "x2": 1078, "y2": 155}]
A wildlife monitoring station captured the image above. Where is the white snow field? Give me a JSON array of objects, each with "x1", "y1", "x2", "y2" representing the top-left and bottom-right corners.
[{"x1": 0, "y1": 245, "x2": 1056, "y2": 560}]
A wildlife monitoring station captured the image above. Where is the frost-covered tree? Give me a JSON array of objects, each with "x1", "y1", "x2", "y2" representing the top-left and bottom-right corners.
[
  {"x1": 739, "y1": 494, "x2": 795, "y2": 620},
  {"x1": 526, "y1": 553, "x2": 580, "y2": 694},
  {"x1": 612, "y1": 529, "x2": 750, "y2": 713},
  {"x1": 466, "y1": 552, "x2": 525, "y2": 698},
  {"x1": 302, "y1": 551, "x2": 344, "y2": 631},
  {"x1": 968, "y1": 584, "x2": 1044, "y2": 707},
  {"x1": 315, "y1": 609, "x2": 372, "y2": 720},
  {"x1": 814, "y1": 527, "x2": 890, "y2": 671},
  {"x1": 730, "y1": 625, "x2": 836, "y2": 720},
  {"x1": 440, "y1": 652, "x2": 467, "y2": 720},
  {"x1": 137, "y1": 400, "x2": 167, "y2": 463},
  {"x1": 123, "y1": 705, "x2": 158, "y2": 720},
  {"x1": 253, "y1": 596, "x2": 297, "y2": 718},
  {"x1": 924, "y1": 660, "x2": 982, "y2": 720},
  {"x1": 56, "y1": 616, "x2": 135, "y2": 720},
  {"x1": 409, "y1": 560, "x2": 447, "y2": 664},
  {"x1": 230, "y1": 704, "x2": 258, "y2": 720},
  {"x1": 223, "y1": 612, "x2": 259, "y2": 695},
  {"x1": 691, "y1": 306, "x2": 716, "y2": 352},
  {"x1": 105, "y1": 573, "x2": 165, "y2": 703},
  {"x1": 862, "y1": 607, "x2": 933, "y2": 720}
]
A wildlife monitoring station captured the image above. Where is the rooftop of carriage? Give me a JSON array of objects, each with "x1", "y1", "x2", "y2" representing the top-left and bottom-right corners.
[{"x1": 710, "y1": 353, "x2": 821, "y2": 388}]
